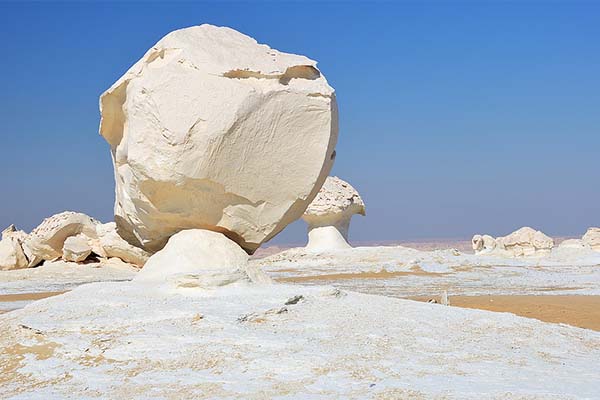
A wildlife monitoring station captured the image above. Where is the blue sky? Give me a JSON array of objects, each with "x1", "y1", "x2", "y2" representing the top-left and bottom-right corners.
[{"x1": 1, "y1": 1, "x2": 599, "y2": 245}]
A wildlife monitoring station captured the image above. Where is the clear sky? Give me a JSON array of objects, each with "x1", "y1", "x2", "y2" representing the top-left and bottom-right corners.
[{"x1": 1, "y1": 1, "x2": 599, "y2": 245}]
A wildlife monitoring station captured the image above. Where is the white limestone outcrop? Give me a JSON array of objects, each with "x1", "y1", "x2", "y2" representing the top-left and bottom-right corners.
[
  {"x1": 99, "y1": 24, "x2": 338, "y2": 254},
  {"x1": 472, "y1": 227, "x2": 554, "y2": 257},
  {"x1": 136, "y1": 229, "x2": 269, "y2": 286},
  {"x1": 557, "y1": 238, "x2": 588, "y2": 250},
  {"x1": 62, "y1": 235, "x2": 93, "y2": 263},
  {"x1": 471, "y1": 234, "x2": 497, "y2": 254},
  {"x1": 302, "y1": 176, "x2": 365, "y2": 252},
  {"x1": 93, "y1": 222, "x2": 150, "y2": 267},
  {"x1": 582, "y1": 227, "x2": 600, "y2": 251},
  {"x1": 0, "y1": 225, "x2": 28, "y2": 270},
  {"x1": 22, "y1": 211, "x2": 98, "y2": 267}
]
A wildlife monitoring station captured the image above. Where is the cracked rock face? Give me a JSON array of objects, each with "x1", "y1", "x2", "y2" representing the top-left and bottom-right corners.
[{"x1": 99, "y1": 24, "x2": 338, "y2": 254}]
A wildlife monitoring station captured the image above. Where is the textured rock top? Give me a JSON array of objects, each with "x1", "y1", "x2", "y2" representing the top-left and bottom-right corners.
[{"x1": 304, "y1": 176, "x2": 365, "y2": 218}]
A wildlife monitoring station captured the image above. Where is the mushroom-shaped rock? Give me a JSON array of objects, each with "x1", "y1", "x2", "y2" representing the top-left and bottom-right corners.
[
  {"x1": 93, "y1": 223, "x2": 150, "y2": 267},
  {"x1": 99, "y1": 24, "x2": 338, "y2": 254},
  {"x1": 582, "y1": 228, "x2": 600, "y2": 251},
  {"x1": 301, "y1": 176, "x2": 365, "y2": 252},
  {"x1": 23, "y1": 211, "x2": 98, "y2": 267},
  {"x1": 0, "y1": 225, "x2": 28, "y2": 270},
  {"x1": 471, "y1": 234, "x2": 497, "y2": 254},
  {"x1": 497, "y1": 227, "x2": 554, "y2": 257},
  {"x1": 62, "y1": 235, "x2": 93, "y2": 263},
  {"x1": 135, "y1": 229, "x2": 270, "y2": 286}
]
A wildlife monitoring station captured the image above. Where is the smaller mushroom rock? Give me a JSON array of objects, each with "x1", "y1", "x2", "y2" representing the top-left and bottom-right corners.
[
  {"x1": 62, "y1": 235, "x2": 93, "y2": 263},
  {"x1": 496, "y1": 227, "x2": 554, "y2": 257},
  {"x1": 0, "y1": 225, "x2": 28, "y2": 270},
  {"x1": 94, "y1": 223, "x2": 150, "y2": 267},
  {"x1": 582, "y1": 228, "x2": 600, "y2": 251},
  {"x1": 471, "y1": 234, "x2": 497, "y2": 254},
  {"x1": 302, "y1": 176, "x2": 365, "y2": 252},
  {"x1": 23, "y1": 211, "x2": 98, "y2": 267},
  {"x1": 135, "y1": 229, "x2": 269, "y2": 286}
]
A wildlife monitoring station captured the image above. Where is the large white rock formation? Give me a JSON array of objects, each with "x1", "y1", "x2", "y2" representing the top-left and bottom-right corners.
[
  {"x1": 136, "y1": 229, "x2": 270, "y2": 286},
  {"x1": 23, "y1": 211, "x2": 98, "y2": 267},
  {"x1": 472, "y1": 227, "x2": 554, "y2": 257},
  {"x1": 582, "y1": 227, "x2": 600, "y2": 251},
  {"x1": 302, "y1": 176, "x2": 365, "y2": 251},
  {"x1": 99, "y1": 24, "x2": 338, "y2": 254}
]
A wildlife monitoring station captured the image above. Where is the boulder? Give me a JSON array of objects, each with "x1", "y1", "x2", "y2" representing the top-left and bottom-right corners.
[
  {"x1": 471, "y1": 234, "x2": 497, "y2": 254},
  {"x1": 557, "y1": 239, "x2": 588, "y2": 250},
  {"x1": 99, "y1": 24, "x2": 338, "y2": 254},
  {"x1": 94, "y1": 223, "x2": 150, "y2": 267},
  {"x1": 497, "y1": 227, "x2": 554, "y2": 257},
  {"x1": 0, "y1": 226, "x2": 28, "y2": 270},
  {"x1": 582, "y1": 228, "x2": 600, "y2": 251},
  {"x1": 135, "y1": 229, "x2": 270, "y2": 286},
  {"x1": 62, "y1": 235, "x2": 93, "y2": 263},
  {"x1": 23, "y1": 211, "x2": 98, "y2": 267},
  {"x1": 302, "y1": 176, "x2": 365, "y2": 251}
]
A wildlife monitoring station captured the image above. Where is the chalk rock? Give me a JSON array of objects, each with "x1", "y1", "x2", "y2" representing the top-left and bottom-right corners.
[
  {"x1": 23, "y1": 211, "x2": 98, "y2": 267},
  {"x1": 2, "y1": 224, "x2": 28, "y2": 243},
  {"x1": 471, "y1": 234, "x2": 497, "y2": 254},
  {"x1": 136, "y1": 229, "x2": 270, "y2": 286},
  {"x1": 497, "y1": 227, "x2": 554, "y2": 257},
  {"x1": 557, "y1": 239, "x2": 589, "y2": 250},
  {"x1": 99, "y1": 24, "x2": 338, "y2": 254},
  {"x1": 62, "y1": 235, "x2": 93, "y2": 263},
  {"x1": 0, "y1": 226, "x2": 28, "y2": 270},
  {"x1": 302, "y1": 176, "x2": 365, "y2": 251},
  {"x1": 582, "y1": 228, "x2": 600, "y2": 251},
  {"x1": 94, "y1": 223, "x2": 150, "y2": 267}
]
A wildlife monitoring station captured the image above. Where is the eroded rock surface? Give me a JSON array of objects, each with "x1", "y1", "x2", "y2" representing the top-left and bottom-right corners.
[
  {"x1": 94, "y1": 222, "x2": 150, "y2": 267},
  {"x1": 99, "y1": 24, "x2": 338, "y2": 254},
  {"x1": 23, "y1": 212, "x2": 98, "y2": 267},
  {"x1": 62, "y1": 235, "x2": 93, "y2": 263}
]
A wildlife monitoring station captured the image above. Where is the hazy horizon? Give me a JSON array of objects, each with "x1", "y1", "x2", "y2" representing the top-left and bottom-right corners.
[{"x1": 1, "y1": 2, "x2": 599, "y2": 245}]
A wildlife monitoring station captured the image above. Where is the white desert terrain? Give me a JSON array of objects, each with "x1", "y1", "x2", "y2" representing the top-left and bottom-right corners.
[{"x1": 1, "y1": 24, "x2": 599, "y2": 400}]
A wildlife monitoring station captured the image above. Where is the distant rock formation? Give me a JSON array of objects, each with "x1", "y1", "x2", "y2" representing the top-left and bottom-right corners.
[
  {"x1": 471, "y1": 234, "x2": 497, "y2": 254},
  {"x1": 582, "y1": 228, "x2": 600, "y2": 251},
  {"x1": 99, "y1": 24, "x2": 338, "y2": 254},
  {"x1": 472, "y1": 227, "x2": 554, "y2": 257},
  {"x1": 302, "y1": 176, "x2": 365, "y2": 251}
]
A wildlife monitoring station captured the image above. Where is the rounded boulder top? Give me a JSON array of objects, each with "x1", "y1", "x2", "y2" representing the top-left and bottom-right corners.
[{"x1": 99, "y1": 24, "x2": 338, "y2": 254}]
